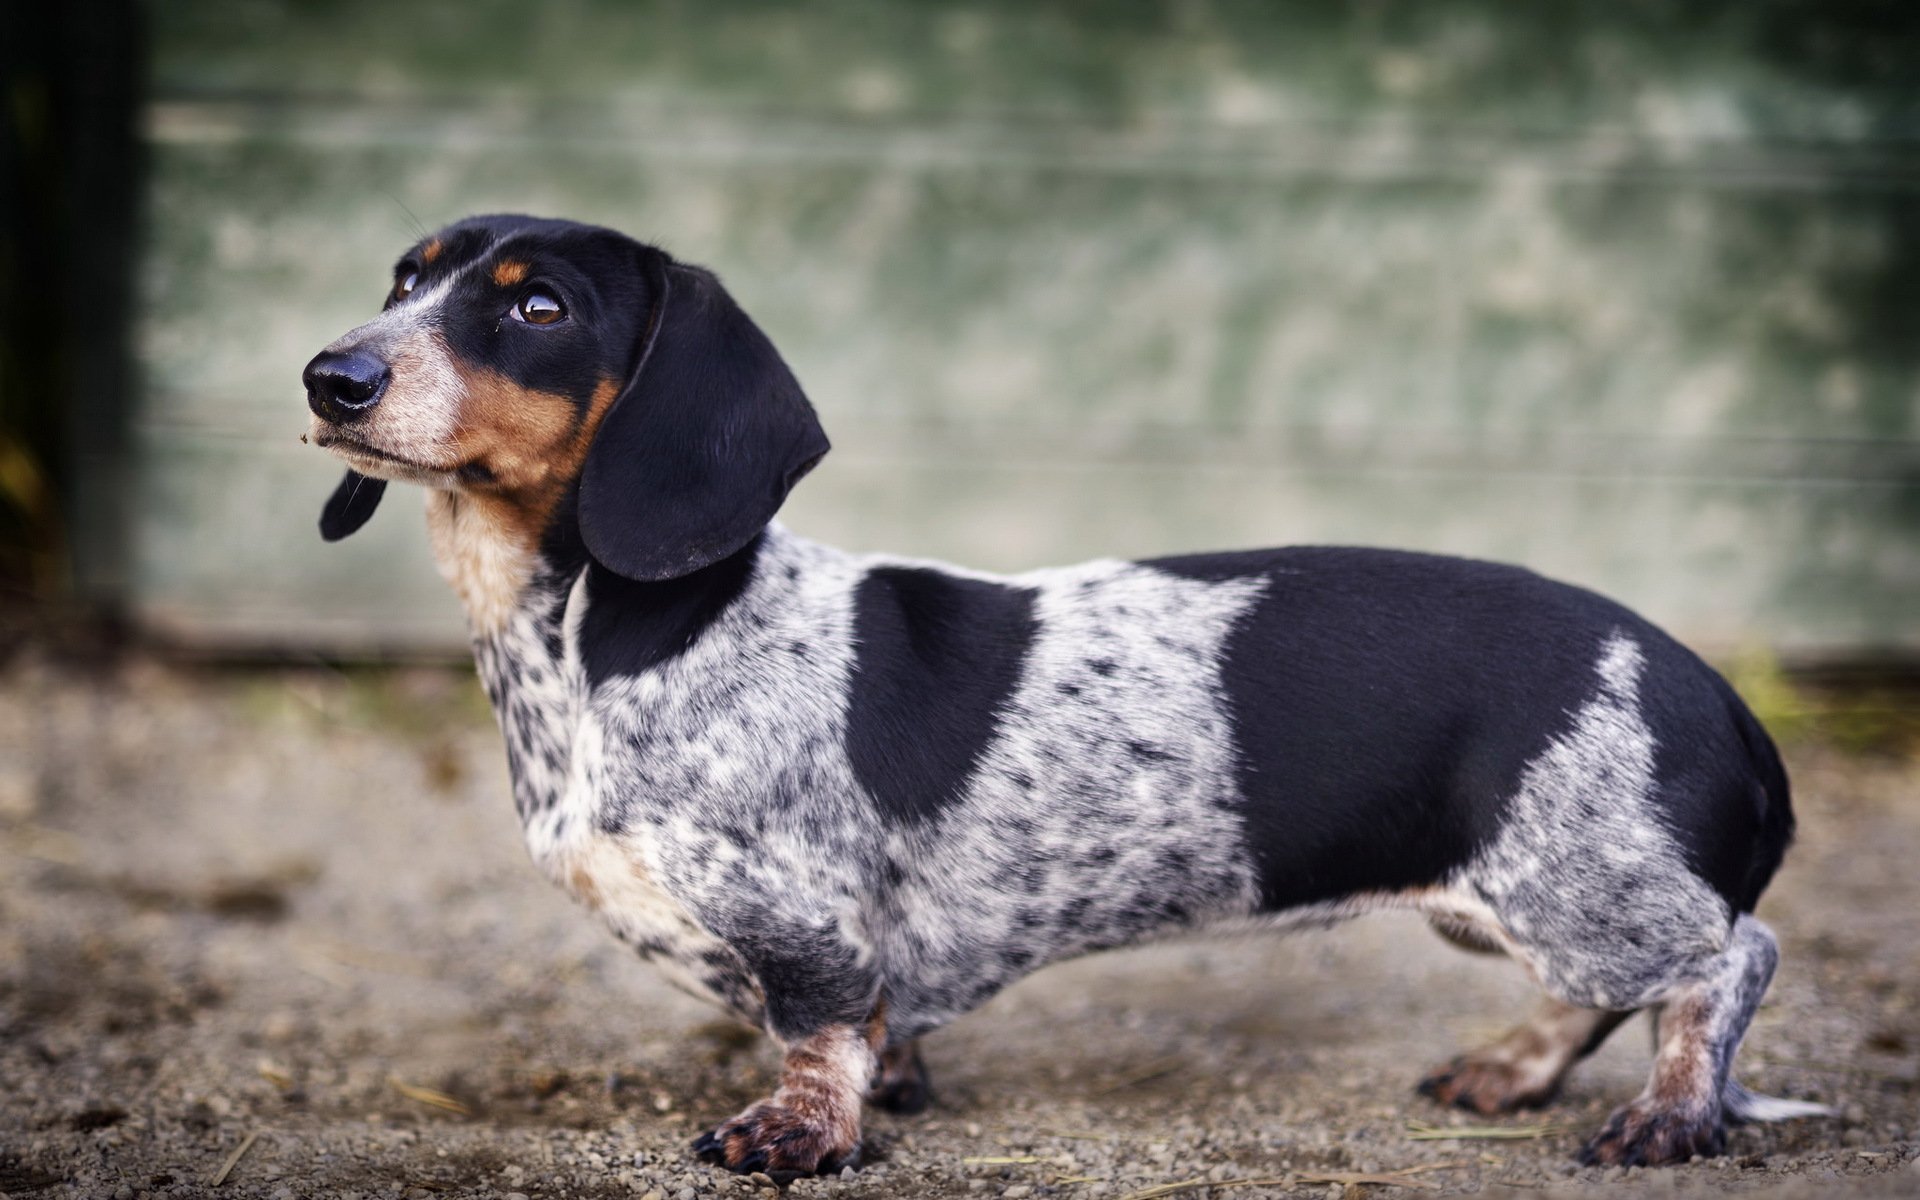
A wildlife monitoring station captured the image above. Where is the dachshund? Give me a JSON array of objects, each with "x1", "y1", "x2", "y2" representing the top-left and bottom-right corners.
[{"x1": 302, "y1": 214, "x2": 1827, "y2": 1178}]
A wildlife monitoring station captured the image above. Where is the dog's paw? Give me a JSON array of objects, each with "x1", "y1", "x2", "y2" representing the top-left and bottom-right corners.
[
  {"x1": 692, "y1": 1100, "x2": 861, "y2": 1177},
  {"x1": 1417, "y1": 1054, "x2": 1555, "y2": 1115},
  {"x1": 867, "y1": 1050, "x2": 931, "y2": 1115},
  {"x1": 867, "y1": 1072, "x2": 930, "y2": 1115},
  {"x1": 1576, "y1": 1099, "x2": 1725, "y2": 1167}
]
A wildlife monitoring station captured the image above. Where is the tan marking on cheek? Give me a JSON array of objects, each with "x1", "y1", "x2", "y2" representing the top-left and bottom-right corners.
[
  {"x1": 453, "y1": 372, "x2": 617, "y2": 524},
  {"x1": 491, "y1": 259, "x2": 529, "y2": 287},
  {"x1": 421, "y1": 238, "x2": 443, "y2": 263},
  {"x1": 458, "y1": 368, "x2": 577, "y2": 490},
  {"x1": 457, "y1": 372, "x2": 620, "y2": 496}
]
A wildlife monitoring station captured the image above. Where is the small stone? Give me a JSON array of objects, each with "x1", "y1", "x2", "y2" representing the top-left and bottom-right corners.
[
  {"x1": 505, "y1": 1193, "x2": 530, "y2": 1200},
  {"x1": 1603, "y1": 1166, "x2": 1626, "y2": 1182},
  {"x1": 271, "y1": 1188, "x2": 295, "y2": 1200},
  {"x1": 1844, "y1": 1102, "x2": 1868, "y2": 1124},
  {"x1": 839, "y1": 1166, "x2": 856, "y2": 1181},
  {"x1": 113, "y1": 1187, "x2": 134, "y2": 1200},
  {"x1": 1003, "y1": 1188, "x2": 1032, "y2": 1199},
  {"x1": 1843, "y1": 1128, "x2": 1870, "y2": 1146}
]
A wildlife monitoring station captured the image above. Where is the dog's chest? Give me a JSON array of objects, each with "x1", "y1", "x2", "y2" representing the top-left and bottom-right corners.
[{"x1": 472, "y1": 590, "x2": 766, "y2": 1022}]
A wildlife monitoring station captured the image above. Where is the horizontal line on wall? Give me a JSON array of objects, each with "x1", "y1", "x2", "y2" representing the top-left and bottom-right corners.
[
  {"x1": 134, "y1": 413, "x2": 1920, "y2": 486},
  {"x1": 144, "y1": 95, "x2": 1920, "y2": 194}
]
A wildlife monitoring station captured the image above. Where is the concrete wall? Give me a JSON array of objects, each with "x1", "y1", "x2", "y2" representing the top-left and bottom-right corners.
[{"x1": 125, "y1": 2, "x2": 1920, "y2": 655}]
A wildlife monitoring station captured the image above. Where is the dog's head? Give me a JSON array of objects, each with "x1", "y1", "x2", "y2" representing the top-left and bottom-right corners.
[{"x1": 303, "y1": 214, "x2": 828, "y2": 581}]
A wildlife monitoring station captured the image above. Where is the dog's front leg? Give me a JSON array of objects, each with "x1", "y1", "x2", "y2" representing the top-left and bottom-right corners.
[
  {"x1": 691, "y1": 922, "x2": 883, "y2": 1177},
  {"x1": 693, "y1": 1016, "x2": 879, "y2": 1177}
]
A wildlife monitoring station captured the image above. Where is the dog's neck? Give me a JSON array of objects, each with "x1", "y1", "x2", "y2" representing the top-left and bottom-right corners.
[
  {"x1": 424, "y1": 490, "x2": 551, "y2": 639},
  {"x1": 426, "y1": 487, "x2": 587, "y2": 830},
  {"x1": 426, "y1": 485, "x2": 797, "y2": 828}
]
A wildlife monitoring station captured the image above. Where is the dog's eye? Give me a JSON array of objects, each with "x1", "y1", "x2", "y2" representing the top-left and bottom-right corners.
[
  {"x1": 513, "y1": 290, "x2": 567, "y2": 326},
  {"x1": 392, "y1": 270, "x2": 418, "y2": 302}
]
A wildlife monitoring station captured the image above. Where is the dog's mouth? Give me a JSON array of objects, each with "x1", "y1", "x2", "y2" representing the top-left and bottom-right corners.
[
  {"x1": 310, "y1": 426, "x2": 458, "y2": 486},
  {"x1": 313, "y1": 429, "x2": 415, "y2": 468},
  {"x1": 313, "y1": 430, "x2": 397, "y2": 461}
]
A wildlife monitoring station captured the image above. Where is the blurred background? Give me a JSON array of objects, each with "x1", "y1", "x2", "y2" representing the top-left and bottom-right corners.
[
  {"x1": 4, "y1": 6, "x2": 1920, "y2": 1198},
  {"x1": 5, "y1": 0, "x2": 1917, "y2": 660}
]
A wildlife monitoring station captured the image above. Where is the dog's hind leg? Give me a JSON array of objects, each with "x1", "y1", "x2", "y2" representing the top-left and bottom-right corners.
[
  {"x1": 867, "y1": 1039, "x2": 932, "y2": 1114},
  {"x1": 1419, "y1": 999, "x2": 1632, "y2": 1115},
  {"x1": 1577, "y1": 914, "x2": 1803, "y2": 1166}
]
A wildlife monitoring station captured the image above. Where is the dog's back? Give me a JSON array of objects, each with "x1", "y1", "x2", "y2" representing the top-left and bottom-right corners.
[{"x1": 1145, "y1": 545, "x2": 1793, "y2": 921}]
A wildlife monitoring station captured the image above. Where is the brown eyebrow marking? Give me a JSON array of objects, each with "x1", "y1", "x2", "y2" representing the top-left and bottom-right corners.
[
  {"x1": 491, "y1": 259, "x2": 530, "y2": 287},
  {"x1": 421, "y1": 238, "x2": 444, "y2": 264}
]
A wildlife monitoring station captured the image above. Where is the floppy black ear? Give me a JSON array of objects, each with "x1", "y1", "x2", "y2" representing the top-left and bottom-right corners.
[
  {"x1": 579, "y1": 257, "x2": 829, "y2": 581},
  {"x1": 319, "y1": 469, "x2": 388, "y2": 541}
]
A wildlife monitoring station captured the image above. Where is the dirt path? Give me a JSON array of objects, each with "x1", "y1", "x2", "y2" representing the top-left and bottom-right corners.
[{"x1": 1, "y1": 653, "x2": 1915, "y2": 1198}]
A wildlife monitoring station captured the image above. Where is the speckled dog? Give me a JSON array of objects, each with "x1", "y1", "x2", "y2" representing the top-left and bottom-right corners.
[{"x1": 303, "y1": 214, "x2": 1829, "y2": 1176}]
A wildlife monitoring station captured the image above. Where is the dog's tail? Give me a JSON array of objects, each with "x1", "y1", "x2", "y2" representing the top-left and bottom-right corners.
[
  {"x1": 1715, "y1": 673, "x2": 1796, "y2": 913},
  {"x1": 1722, "y1": 1079, "x2": 1833, "y2": 1124}
]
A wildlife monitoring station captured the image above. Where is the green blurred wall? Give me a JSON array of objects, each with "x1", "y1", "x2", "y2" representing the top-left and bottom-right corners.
[{"x1": 125, "y1": 1, "x2": 1919, "y2": 655}]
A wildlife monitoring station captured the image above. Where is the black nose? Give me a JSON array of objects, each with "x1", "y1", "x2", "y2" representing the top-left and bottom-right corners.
[{"x1": 304, "y1": 350, "x2": 390, "y2": 423}]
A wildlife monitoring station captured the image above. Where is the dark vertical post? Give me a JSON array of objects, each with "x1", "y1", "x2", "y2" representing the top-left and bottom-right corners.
[{"x1": 0, "y1": 1, "x2": 145, "y2": 615}]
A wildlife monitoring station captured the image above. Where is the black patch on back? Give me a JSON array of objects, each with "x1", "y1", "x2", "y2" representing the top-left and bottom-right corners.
[
  {"x1": 848, "y1": 567, "x2": 1037, "y2": 823},
  {"x1": 577, "y1": 534, "x2": 762, "y2": 687},
  {"x1": 1148, "y1": 546, "x2": 1684, "y2": 912}
]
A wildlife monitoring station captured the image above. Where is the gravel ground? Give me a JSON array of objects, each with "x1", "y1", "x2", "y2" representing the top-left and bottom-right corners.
[{"x1": 1, "y1": 649, "x2": 1915, "y2": 1199}]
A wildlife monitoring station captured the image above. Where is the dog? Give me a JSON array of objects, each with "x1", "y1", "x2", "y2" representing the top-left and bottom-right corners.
[{"x1": 302, "y1": 214, "x2": 1828, "y2": 1177}]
